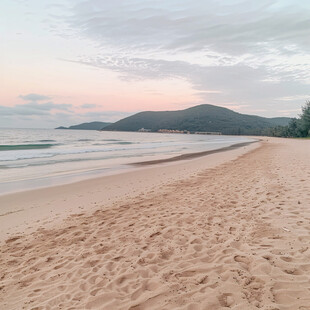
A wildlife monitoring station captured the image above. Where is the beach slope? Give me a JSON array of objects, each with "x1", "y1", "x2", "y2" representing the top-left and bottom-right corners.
[{"x1": 0, "y1": 138, "x2": 310, "y2": 309}]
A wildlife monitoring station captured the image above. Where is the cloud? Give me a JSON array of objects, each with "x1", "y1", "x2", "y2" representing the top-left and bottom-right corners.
[
  {"x1": 82, "y1": 110, "x2": 134, "y2": 122},
  {"x1": 52, "y1": 0, "x2": 309, "y2": 117},
  {"x1": 0, "y1": 102, "x2": 72, "y2": 116},
  {"x1": 276, "y1": 95, "x2": 310, "y2": 101},
  {"x1": 81, "y1": 103, "x2": 98, "y2": 108},
  {"x1": 64, "y1": 0, "x2": 310, "y2": 56},
  {"x1": 0, "y1": 102, "x2": 131, "y2": 128},
  {"x1": 3, "y1": 0, "x2": 309, "y2": 129},
  {"x1": 25, "y1": 101, "x2": 72, "y2": 111},
  {"x1": 19, "y1": 93, "x2": 51, "y2": 101},
  {"x1": 74, "y1": 55, "x2": 310, "y2": 116}
]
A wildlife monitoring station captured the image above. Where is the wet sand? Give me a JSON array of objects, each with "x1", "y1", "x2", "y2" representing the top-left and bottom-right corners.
[{"x1": 132, "y1": 141, "x2": 257, "y2": 166}]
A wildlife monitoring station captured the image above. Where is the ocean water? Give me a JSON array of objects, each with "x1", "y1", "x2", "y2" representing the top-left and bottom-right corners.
[{"x1": 0, "y1": 128, "x2": 255, "y2": 194}]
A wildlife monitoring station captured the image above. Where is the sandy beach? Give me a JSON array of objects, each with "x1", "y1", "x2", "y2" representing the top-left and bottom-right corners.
[{"x1": 1, "y1": 137, "x2": 310, "y2": 309}]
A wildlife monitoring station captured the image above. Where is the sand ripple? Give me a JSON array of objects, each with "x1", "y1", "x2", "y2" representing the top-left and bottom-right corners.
[{"x1": 1, "y1": 138, "x2": 310, "y2": 309}]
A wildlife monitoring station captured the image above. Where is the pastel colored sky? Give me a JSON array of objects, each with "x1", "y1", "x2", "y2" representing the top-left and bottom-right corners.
[{"x1": 1, "y1": 0, "x2": 310, "y2": 128}]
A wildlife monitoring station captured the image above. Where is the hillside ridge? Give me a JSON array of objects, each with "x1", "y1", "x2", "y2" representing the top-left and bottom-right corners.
[{"x1": 102, "y1": 104, "x2": 291, "y2": 135}]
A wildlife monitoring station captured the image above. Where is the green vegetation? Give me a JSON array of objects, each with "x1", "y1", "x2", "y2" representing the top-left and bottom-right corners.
[
  {"x1": 102, "y1": 104, "x2": 291, "y2": 135},
  {"x1": 56, "y1": 121, "x2": 111, "y2": 130},
  {"x1": 265, "y1": 101, "x2": 310, "y2": 138}
]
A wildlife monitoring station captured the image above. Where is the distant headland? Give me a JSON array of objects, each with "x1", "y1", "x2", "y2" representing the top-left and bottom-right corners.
[{"x1": 56, "y1": 121, "x2": 111, "y2": 131}]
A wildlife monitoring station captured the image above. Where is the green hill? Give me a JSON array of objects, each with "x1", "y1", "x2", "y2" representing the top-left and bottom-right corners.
[
  {"x1": 56, "y1": 121, "x2": 111, "y2": 130},
  {"x1": 102, "y1": 104, "x2": 291, "y2": 135}
]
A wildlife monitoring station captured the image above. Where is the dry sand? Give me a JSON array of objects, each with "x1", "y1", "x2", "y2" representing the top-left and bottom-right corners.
[{"x1": 0, "y1": 137, "x2": 310, "y2": 309}]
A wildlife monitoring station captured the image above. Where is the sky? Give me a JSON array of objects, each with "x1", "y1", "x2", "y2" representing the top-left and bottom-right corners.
[{"x1": 1, "y1": 0, "x2": 310, "y2": 128}]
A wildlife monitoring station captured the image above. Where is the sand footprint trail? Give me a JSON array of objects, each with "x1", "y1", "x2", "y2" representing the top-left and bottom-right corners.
[{"x1": 0, "y1": 138, "x2": 310, "y2": 309}]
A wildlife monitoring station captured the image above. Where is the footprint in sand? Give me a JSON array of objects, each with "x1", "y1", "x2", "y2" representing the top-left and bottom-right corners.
[{"x1": 217, "y1": 293, "x2": 235, "y2": 307}]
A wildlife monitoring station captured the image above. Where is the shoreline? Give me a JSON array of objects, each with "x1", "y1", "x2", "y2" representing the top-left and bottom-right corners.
[
  {"x1": 0, "y1": 138, "x2": 256, "y2": 196},
  {"x1": 132, "y1": 140, "x2": 258, "y2": 165},
  {"x1": 1, "y1": 137, "x2": 310, "y2": 309},
  {"x1": 0, "y1": 139, "x2": 260, "y2": 241}
]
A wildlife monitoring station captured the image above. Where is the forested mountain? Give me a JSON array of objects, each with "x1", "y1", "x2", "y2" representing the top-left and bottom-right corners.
[{"x1": 102, "y1": 104, "x2": 291, "y2": 135}]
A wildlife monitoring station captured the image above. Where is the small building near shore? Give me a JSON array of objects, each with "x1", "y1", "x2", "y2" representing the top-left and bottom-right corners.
[
  {"x1": 194, "y1": 131, "x2": 222, "y2": 135},
  {"x1": 138, "y1": 128, "x2": 151, "y2": 132},
  {"x1": 158, "y1": 129, "x2": 187, "y2": 134}
]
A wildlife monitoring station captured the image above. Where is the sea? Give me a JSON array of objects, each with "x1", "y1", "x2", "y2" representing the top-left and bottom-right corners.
[{"x1": 0, "y1": 128, "x2": 255, "y2": 195}]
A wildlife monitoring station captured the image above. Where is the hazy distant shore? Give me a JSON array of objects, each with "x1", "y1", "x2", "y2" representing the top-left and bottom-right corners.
[{"x1": 1, "y1": 138, "x2": 310, "y2": 309}]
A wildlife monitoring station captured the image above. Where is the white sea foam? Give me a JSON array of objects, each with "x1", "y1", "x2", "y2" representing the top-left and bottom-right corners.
[{"x1": 0, "y1": 128, "x2": 256, "y2": 194}]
